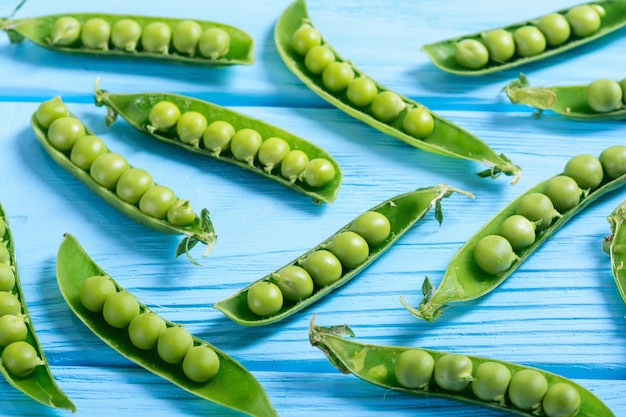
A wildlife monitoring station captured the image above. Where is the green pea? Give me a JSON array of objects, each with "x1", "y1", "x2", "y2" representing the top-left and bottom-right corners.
[
  {"x1": 47, "y1": 116, "x2": 86, "y2": 151},
  {"x1": 0, "y1": 263, "x2": 16, "y2": 292},
  {"x1": 275, "y1": 265, "x2": 314, "y2": 301},
  {"x1": 599, "y1": 145, "x2": 626, "y2": 179},
  {"x1": 329, "y1": 231, "x2": 369, "y2": 269},
  {"x1": 111, "y1": 19, "x2": 142, "y2": 51},
  {"x1": 116, "y1": 167, "x2": 154, "y2": 205},
  {"x1": 473, "y1": 235, "x2": 517, "y2": 275},
  {"x1": 346, "y1": 77, "x2": 378, "y2": 107},
  {"x1": 303, "y1": 158, "x2": 335, "y2": 187},
  {"x1": 198, "y1": 28, "x2": 230, "y2": 59},
  {"x1": 90, "y1": 152, "x2": 130, "y2": 189},
  {"x1": 508, "y1": 369, "x2": 548, "y2": 411},
  {"x1": 176, "y1": 111, "x2": 208, "y2": 146},
  {"x1": 543, "y1": 175, "x2": 582, "y2": 213},
  {"x1": 515, "y1": 192, "x2": 556, "y2": 231},
  {"x1": 433, "y1": 353, "x2": 472, "y2": 392},
  {"x1": 81, "y1": 18, "x2": 111, "y2": 50},
  {"x1": 585, "y1": 79, "x2": 623, "y2": 113},
  {"x1": 513, "y1": 26, "x2": 546, "y2": 57},
  {"x1": 302, "y1": 45, "x2": 334, "y2": 76},
  {"x1": 149, "y1": 101, "x2": 181, "y2": 131},
  {"x1": 482, "y1": 29, "x2": 515, "y2": 62},
  {"x1": 138, "y1": 185, "x2": 177, "y2": 219},
  {"x1": 247, "y1": 281, "x2": 283, "y2": 316},
  {"x1": 1, "y1": 341, "x2": 41, "y2": 377},
  {"x1": 370, "y1": 91, "x2": 406, "y2": 122},
  {"x1": 454, "y1": 38, "x2": 489, "y2": 69},
  {"x1": 537, "y1": 13, "x2": 571, "y2": 47},
  {"x1": 79, "y1": 275, "x2": 116, "y2": 313},
  {"x1": 350, "y1": 211, "x2": 390, "y2": 247},
  {"x1": 202, "y1": 120, "x2": 234, "y2": 154},
  {"x1": 291, "y1": 24, "x2": 321, "y2": 56},
  {"x1": 0, "y1": 243, "x2": 9, "y2": 264},
  {"x1": 70, "y1": 135, "x2": 108, "y2": 171},
  {"x1": 166, "y1": 199, "x2": 196, "y2": 227},
  {"x1": 563, "y1": 153, "x2": 604, "y2": 190},
  {"x1": 280, "y1": 150, "x2": 309, "y2": 182},
  {"x1": 102, "y1": 291, "x2": 140, "y2": 329},
  {"x1": 322, "y1": 61, "x2": 354, "y2": 93},
  {"x1": 394, "y1": 349, "x2": 434, "y2": 389},
  {"x1": 566, "y1": 5, "x2": 602, "y2": 37},
  {"x1": 300, "y1": 249, "x2": 342, "y2": 286},
  {"x1": 402, "y1": 107, "x2": 434, "y2": 139},
  {"x1": 128, "y1": 312, "x2": 167, "y2": 350},
  {"x1": 542, "y1": 382, "x2": 581, "y2": 417},
  {"x1": 0, "y1": 314, "x2": 28, "y2": 347},
  {"x1": 182, "y1": 345, "x2": 220, "y2": 383},
  {"x1": 471, "y1": 361, "x2": 511, "y2": 403},
  {"x1": 231, "y1": 128, "x2": 262, "y2": 165},
  {"x1": 258, "y1": 137, "x2": 291, "y2": 172},
  {"x1": 172, "y1": 20, "x2": 202, "y2": 56},
  {"x1": 0, "y1": 291, "x2": 21, "y2": 317},
  {"x1": 498, "y1": 214, "x2": 536, "y2": 252},
  {"x1": 141, "y1": 21, "x2": 171, "y2": 54},
  {"x1": 49, "y1": 16, "x2": 80, "y2": 46},
  {"x1": 35, "y1": 96, "x2": 69, "y2": 129},
  {"x1": 157, "y1": 326, "x2": 194, "y2": 364}
]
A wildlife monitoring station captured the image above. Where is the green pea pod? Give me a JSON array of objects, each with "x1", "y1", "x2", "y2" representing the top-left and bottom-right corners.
[
  {"x1": 402, "y1": 148, "x2": 626, "y2": 322},
  {"x1": 0, "y1": 203, "x2": 75, "y2": 411},
  {"x1": 505, "y1": 73, "x2": 626, "y2": 121},
  {"x1": 422, "y1": 1, "x2": 626, "y2": 75},
  {"x1": 603, "y1": 200, "x2": 626, "y2": 304},
  {"x1": 93, "y1": 81, "x2": 342, "y2": 204},
  {"x1": 274, "y1": 0, "x2": 521, "y2": 184},
  {"x1": 214, "y1": 184, "x2": 473, "y2": 326},
  {"x1": 30, "y1": 108, "x2": 216, "y2": 265},
  {"x1": 309, "y1": 316, "x2": 615, "y2": 417},
  {"x1": 0, "y1": 12, "x2": 254, "y2": 66},
  {"x1": 56, "y1": 233, "x2": 278, "y2": 417}
]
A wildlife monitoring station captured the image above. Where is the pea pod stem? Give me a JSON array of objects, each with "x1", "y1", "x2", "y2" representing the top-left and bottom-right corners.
[
  {"x1": 604, "y1": 200, "x2": 626, "y2": 304},
  {"x1": 309, "y1": 315, "x2": 616, "y2": 417},
  {"x1": 275, "y1": 0, "x2": 521, "y2": 184},
  {"x1": 0, "y1": 203, "x2": 76, "y2": 411}
]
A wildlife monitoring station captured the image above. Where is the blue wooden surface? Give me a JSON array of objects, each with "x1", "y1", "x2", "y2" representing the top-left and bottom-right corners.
[{"x1": 1, "y1": 1, "x2": 625, "y2": 416}]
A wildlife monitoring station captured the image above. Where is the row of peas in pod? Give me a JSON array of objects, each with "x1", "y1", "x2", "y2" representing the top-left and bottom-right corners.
[
  {"x1": 79, "y1": 275, "x2": 219, "y2": 383},
  {"x1": 147, "y1": 100, "x2": 337, "y2": 188},
  {"x1": 455, "y1": 4, "x2": 605, "y2": 69}
]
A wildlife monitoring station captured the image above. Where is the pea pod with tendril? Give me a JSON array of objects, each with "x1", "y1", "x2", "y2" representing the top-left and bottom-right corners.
[{"x1": 603, "y1": 199, "x2": 626, "y2": 304}]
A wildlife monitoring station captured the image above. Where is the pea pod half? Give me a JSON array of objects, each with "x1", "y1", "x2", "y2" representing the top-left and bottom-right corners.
[
  {"x1": 94, "y1": 81, "x2": 342, "y2": 204},
  {"x1": 403, "y1": 145, "x2": 626, "y2": 322},
  {"x1": 214, "y1": 184, "x2": 473, "y2": 326},
  {"x1": 0, "y1": 11, "x2": 253, "y2": 66},
  {"x1": 309, "y1": 316, "x2": 615, "y2": 417},
  {"x1": 422, "y1": 1, "x2": 626, "y2": 75},
  {"x1": 275, "y1": 0, "x2": 521, "y2": 183},
  {"x1": 56, "y1": 233, "x2": 277, "y2": 417},
  {"x1": 603, "y1": 200, "x2": 626, "y2": 304},
  {"x1": 0, "y1": 203, "x2": 75, "y2": 411},
  {"x1": 505, "y1": 73, "x2": 626, "y2": 121}
]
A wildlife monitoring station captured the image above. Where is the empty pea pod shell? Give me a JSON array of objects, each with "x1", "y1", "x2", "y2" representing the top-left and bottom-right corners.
[
  {"x1": 422, "y1": 1, "x2": 626, "y2": 75},
  {"x1": 94, "y1": 81, "x2": 342, "y2": 204},
  {"x1": 0, "y1": 203, "x2": 75, "y2": 411},
  {"x1": 309, "y1": 316, "x2": 615, "y2": 417},
  {"x1": 603, "y1": 200, "x2": 626, "y2": 304},
  {"x1": 275, "y1": 0, "x2": 521, "y2": 183},
  {"x1": 402, "y1": 157, "x2": 626, "y2": 322},
  {"x1": 214, "y1": 184, "x2": 473, "y2": 326},
  {"x1": 0, "y1": 12, "x2": 254, "y2": 65},
  {"x1": 30, "y1": 109, "x2": 216, "y2": 264},
  {"x1": 55, "y1": 233, "x2": 278, "y2": 417},
  {"x1": 505, "y1": 73, "x2": 626, "y2": 120}
]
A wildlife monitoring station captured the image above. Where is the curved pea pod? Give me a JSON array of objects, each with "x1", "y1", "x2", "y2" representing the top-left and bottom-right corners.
[
  {"x1": 30, "y1": 107, "x2": 216, "y2": 264},
  {"x1": 402, "y1": 149, "x2": 626, "y2": 322},
  {"x1": 603, "y1": 200, "x2": 626, "y2": 304},
  {"x1": 0, "y1": 203, "x2": 75, "y2": 411},
  {"x1": 94, "y1": 81, "x2": 342, "y2": 204},
  {"x1": 309, "y1": 316, "x2": 615, "y2": 417},
  {"x1": 422, "y1": 1, "x2": 626, "y2": 75},
  {"x1": 505, "y1": 73, "x2": 626, "y2": 121},
  {"x1": 56, "y1": 233, "x2": 278, "y2": 417},
  {"x1": 214, "y1": 184, "x2": 473, "y2": 326},
  {"x1": 275, "y1": 0, "x2": 521, "y2": 184},
  {"x1": 0, "y1": 12, "x2": 253, "y2": 65}
]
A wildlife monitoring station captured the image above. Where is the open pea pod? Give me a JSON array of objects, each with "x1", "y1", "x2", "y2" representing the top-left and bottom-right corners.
[
  {"x1": 275, "y1": 0, "x2": 521, "y2": 183},
  {"x1": 402, "y1": 148, "x2": 626, "y2": 322},
  {"x1": 214, "y1": 184, "x2": 473, "y2": 326},
  {"x1": 0, "y1": 203, "x2": 75, "y2": 411},
  {"x1": 505, "y1": 73, "x2": 626, "y2": 121},
  {"x1": 0, "y1": 11, "x2": 254, "y2": 66},
  {"x1": 603, "y1": 200, "x2": 626, "y2": 304},
  {"x1": 56, "y1": 233, "x2": 278, "y2": 417},
  {"x1": 30, "y1": 109, "x2": 216, "y2": 264},
  {"x1": 94, "y1": 81, "x2": 342, "y2": 204},
  {"x1": 309, "y1": 317, "x2": 615, "y2": 417},
  {"x1": 422, "y1": 0, "x2": 626, "y2": 75}
]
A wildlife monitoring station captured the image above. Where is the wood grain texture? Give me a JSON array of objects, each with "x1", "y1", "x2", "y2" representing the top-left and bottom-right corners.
[{"x1": 0, "y1": 0, "x2": 625, "y2": 416}]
